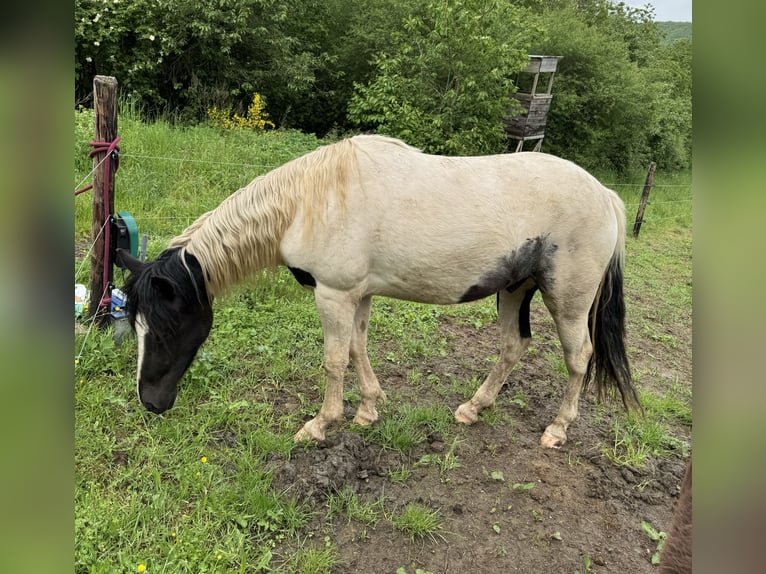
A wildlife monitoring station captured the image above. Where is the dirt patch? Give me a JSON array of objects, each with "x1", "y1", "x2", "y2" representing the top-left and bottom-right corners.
[{"x1": 268, "y1": 303, "x2": 691, "y2": 573}]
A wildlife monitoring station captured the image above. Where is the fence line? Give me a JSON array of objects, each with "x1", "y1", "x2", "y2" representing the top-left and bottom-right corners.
[
  {"x1": 74, "y1": 152, "x2": 691, "y2": 263},
  {"x1": 605, "y1": 183, "x2": 691, "y2": 188},
  {"x1": 73, "y1": 152, "x2": 111, "y2": 194},
  {"x1": 78, "y1": 151, "x2": 691, "y2": 189},
  {"x1": 75, "y1": 219, "x2": 109, "y2": 280},
  {"x1": 120, "y1": 153, "x2": 281, "y2": 170},
  {"x1": 624, "y1": 199, "x2": 692, "y2": 207}
]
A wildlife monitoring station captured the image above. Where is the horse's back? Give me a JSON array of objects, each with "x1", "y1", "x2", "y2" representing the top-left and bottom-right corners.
[{"x1": 280, "y1": 136, "x2": 622, "y2": 303}]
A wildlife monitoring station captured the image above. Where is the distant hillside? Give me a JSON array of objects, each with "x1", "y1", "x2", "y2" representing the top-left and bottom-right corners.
[{"x1": 657, "y1": 21, "x2": 692, "y2": 44}]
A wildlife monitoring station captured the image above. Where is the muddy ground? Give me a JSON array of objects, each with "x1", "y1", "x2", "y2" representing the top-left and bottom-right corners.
[{"x1": 267, "y1": 300, "x2": 692, "y2": 574}]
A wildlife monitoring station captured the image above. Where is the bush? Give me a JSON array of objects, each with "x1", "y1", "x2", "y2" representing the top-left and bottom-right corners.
[{"x1": 348, "y1": 0, "x2": 538, "y2": 155}]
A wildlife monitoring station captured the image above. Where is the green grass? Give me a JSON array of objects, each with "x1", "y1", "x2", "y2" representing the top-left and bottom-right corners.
[
  {"x1": 75, "y1": 111, "x2": 691, "y2": 571},
  {"x1": 361, "y1": 403, "x2": 454, "y2": 455},
  {"x1": 390, "y1": 504, "x2": 445, "y2": 542},
  {"x1": 326, "y1": 488, "x2": 385, "y2": 526}
]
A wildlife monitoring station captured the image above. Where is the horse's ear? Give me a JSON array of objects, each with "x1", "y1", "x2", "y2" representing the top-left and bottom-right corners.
[
  {"x1": 116, "y1": 248, "x2": 144, "y2": 274},
  {"x1": 151, "y1": 276, "x2": 175, "y2": 301}
]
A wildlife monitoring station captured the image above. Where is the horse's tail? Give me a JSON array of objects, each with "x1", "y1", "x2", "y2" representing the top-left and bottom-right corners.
[{"x1": 584, "y1": 193, "x2": 641, "y2": 411}]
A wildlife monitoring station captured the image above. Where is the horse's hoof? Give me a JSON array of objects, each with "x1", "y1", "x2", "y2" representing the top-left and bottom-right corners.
[
  {"x1": 353, "y1": 405, "x2": 379, "y2": 427},
  {"x1": 455, "y1": 403, "x2": 478, "y2": 425},
  {"x1": 353, "y1": 414, "x2": 375, "y2": 427},
  {"x1": 293, "y1": 423, "x2": 324, "y2": 442},
  {"x1": 540, "y1": 429, "x2": 566, "y2": 449}
]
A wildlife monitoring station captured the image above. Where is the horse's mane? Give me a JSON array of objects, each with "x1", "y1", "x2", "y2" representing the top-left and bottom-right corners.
[{"x1": 169, "y1": 137, "x2": 358, "y2": 296}]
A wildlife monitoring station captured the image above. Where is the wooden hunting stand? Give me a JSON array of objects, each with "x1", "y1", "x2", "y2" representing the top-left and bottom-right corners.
[{"x1": 505, "y1": 55, "x2": 561, "y2": 153}]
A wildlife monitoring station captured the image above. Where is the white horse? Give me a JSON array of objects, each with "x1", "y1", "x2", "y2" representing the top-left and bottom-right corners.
[{"x1": 119, "y1": 134, "x2": 639, "y2": 448}]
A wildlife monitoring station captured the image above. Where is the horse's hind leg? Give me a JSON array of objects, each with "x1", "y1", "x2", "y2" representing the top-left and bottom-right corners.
[
  {"x1": 294, "y1": 285, "x2": 358, "y2": 442},
  {"x1": 456, "y1": 286, "x2": 536, "y2": 424},
  {"x1": 350, "y1": 295, "x2": 387, "y2": 426},
  {"x1": 539, "y1": 294, "x2": 593, "y2": 448}
]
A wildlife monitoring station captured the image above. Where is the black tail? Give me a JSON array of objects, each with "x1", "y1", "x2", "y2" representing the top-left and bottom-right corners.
[{"x1": 585, "y1": 253, "x2": 641, "y2": 411}]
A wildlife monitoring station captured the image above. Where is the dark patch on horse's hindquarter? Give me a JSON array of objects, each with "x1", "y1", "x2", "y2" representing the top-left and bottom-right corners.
[
  {"x1": 288, "y1": 266, "x2": 317, "y2": 287},
  {"x1": 459, "y1": 235, "x2": 558, "y2": 302}
]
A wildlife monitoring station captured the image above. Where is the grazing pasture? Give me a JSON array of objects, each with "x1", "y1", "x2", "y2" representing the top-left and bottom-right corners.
[{"x1": 75, "y1": 111, "x2": 691, "y2": 573}]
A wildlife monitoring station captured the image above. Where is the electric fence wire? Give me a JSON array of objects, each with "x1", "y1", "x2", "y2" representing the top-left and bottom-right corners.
[
  {"x1": 73, "y1": 152, "x2": 111, "y2": 195},
  {"x1": 75, "y1": 281, "x2": 111, "y2": 366},
  {"x1": 75, "y1": 218, "x2": 109, "y2": 282},
  {"x1": 121, "y1": 152, "x2": 281, "y2": 170}
]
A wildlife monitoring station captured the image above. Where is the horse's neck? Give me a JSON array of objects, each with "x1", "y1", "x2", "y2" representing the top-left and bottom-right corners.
[{"x1": 172, "y1": 176, "x2": 297, "y2": 295}]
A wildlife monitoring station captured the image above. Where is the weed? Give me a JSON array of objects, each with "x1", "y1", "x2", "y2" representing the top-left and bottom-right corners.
[
  {"x1": 601, "y1": 421, "x2": 652, "y2": 469},
  {"x1": 415, "y1": 438, "x2": 462, "y2": 479},
  {"x1": 574, "y1": 554, "x2": 594, "y2": 573},
  {"x1": 285, "y1": 540, "x2": 340, "y2": 574},
  {"x1": 641, "y1": 520, "x2": 667, "y2": 565},
  {"x1": 388, "y1": 466, "x2": 413, "y2": 483},
  {"x1": 640, "y1": 386, "x2": 692, "y2": 427},
  {"x1": 482, "y1": 467, "x2": 505, "y2": 482},
  {"x1": 391, "y1": 503, "x2": 445, "y2": 542},
  {"x1": 326, "y1": 488, "x2": 384, "y2": 526},
  {"x1": 363, "y1": 403, "x2": 452, "y2": 455},
  {"x1": 509, "y1": 390, "x2": 528, "y2": 409}
]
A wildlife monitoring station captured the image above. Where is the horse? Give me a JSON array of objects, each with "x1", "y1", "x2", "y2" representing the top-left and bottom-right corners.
[{"x1": 118, "y1": 134, "x2": 640, "y2": 447}]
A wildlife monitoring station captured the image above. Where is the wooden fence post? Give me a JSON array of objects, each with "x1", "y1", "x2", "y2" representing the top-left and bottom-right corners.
[
  {"x1": 633, "y1": 162, "x2": 656, "y2": 238},
  {"x1": 88, "y1": 75, "x2": 118, "y2": 321}
]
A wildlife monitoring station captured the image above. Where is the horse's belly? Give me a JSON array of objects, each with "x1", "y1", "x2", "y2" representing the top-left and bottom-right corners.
[{"x1": 365, "y1": 251, "x2": 504, "y2": 304}]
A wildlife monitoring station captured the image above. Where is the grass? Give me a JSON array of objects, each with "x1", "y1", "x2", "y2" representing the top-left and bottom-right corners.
[
  {"x1": 326, "y1": 488, "x2": 384, "y2": 526},
  {"x1": 75, "y1": 109, "x2": 691, "y2": 571},
  {"x1": 361, "y1": 403, "x2": 453, "y2": 455},
  {"x1": 390, "y1": 504, "x2": 445, "y2": 542}
]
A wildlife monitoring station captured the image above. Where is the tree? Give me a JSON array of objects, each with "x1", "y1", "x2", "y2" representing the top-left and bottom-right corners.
[{"x1": 348, "y1": 0, "x2": 540, "y2": 155}]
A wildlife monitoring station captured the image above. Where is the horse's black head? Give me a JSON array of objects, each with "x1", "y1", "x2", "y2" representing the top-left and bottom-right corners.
[{"x1": 117, "y1": 248, "x2": 213, "y2": 414}]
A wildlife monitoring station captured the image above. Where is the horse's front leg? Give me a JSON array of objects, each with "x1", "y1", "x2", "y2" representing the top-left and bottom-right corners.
[
  {"x1": 350, "y1": 295, "x2": 386, "y2": 426},
  {"x1": 294, "y1": 285, "x2": 358, "y2": 442}
]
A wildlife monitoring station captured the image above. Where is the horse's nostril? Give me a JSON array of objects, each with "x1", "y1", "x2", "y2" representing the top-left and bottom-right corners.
[
  {"x1": 142, "y1": 400, "x2": 163, "y2": 414},
  {"x1": 141, "y1": 395, "x2": 175, "y2": 414}
]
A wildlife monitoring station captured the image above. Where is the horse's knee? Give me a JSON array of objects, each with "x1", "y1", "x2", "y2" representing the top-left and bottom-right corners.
[{"x1": 324, "y1": 357, "x2": 348, "y2": 379}]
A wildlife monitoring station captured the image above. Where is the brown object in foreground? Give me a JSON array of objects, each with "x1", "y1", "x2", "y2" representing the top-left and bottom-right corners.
[
  {"x1": 660, "y1": 459, "x2": 692, "y2": 574},
  {"x1": 89, "y1": 75, "x2": 119, "y2": 322}
]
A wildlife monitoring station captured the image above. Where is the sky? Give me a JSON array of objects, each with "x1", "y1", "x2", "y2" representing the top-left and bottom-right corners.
[{"x1": 620, "y1": 0, "x2": 692, "y2": 21}]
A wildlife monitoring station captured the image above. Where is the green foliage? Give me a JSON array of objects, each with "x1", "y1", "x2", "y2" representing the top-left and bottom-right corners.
[
  {"x1": 285, "y1": 540, "x2": 340, "y2": 574},
  {"x1": 348, "y1": 0, "x2": 537, "y2": 155},
  {"x1": 326, "y1": 488, "x2": 384, "y2": 525},
  {"x1": 526, "y1": 0, "x2": 691, "y2": 172},
  {"x1": 75, "y1": 0, "x2": 691, "y2": 170},
  {"x1": 391, "y1": 503, "x2": 444, "y2": 542},
  {"x1": 75, "y1": 0, "x2": 334, "y2": 123},
  {"x1": 362, "y1": 403, "x2": 452, "y2": 455},
  {"x1": 641, "y1": 520, "x2": 667, "y2": 565},
  {"x1": 657, "y1": 21, "x2": 692, "y2": 44}
]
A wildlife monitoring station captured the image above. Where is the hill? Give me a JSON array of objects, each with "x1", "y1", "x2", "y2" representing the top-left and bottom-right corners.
[{"x1": 657, "y1": 21, "x2": 692, "y2": 43}]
